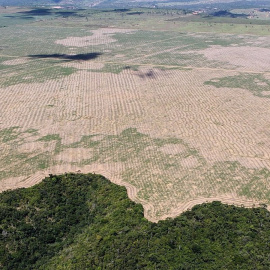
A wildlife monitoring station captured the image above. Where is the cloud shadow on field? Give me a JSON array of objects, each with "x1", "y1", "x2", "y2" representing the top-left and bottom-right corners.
[
  {"x1": 211, "y1": 10, "x2": 247, "y2": 18},
  {"x1": 138, "y1": 69, "x2": 155, "y2": 79},
  {"x1": 28, "y1": 53, "x2": 102, "y2": 61},
  {"x1": 101, "y1": 9, "x2": 130, "y2": 13},
  {"x1": 17, "y1": 8, "x2": 83, "y2": 18},
  {"x1": 19, "y1": 8, "x2": 52, "y2": 16},
  {"x1": 127, "y1": 12, "x2": 144, "y2": 15},
  {"x1": 4, "y1": 15, "x2": 35, "y2": 20},
  {"x1": 136, "y1": 69, "x2": 157, "y2": 79}
]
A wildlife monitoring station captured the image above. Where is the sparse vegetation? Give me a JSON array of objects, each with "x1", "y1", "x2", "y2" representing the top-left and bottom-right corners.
[
  {"x1": 205, "y1": 73, "x2": 270, "y2": 98},
  {"x1": 38, "y1": 134, "x2": 60, "y2": 141}
]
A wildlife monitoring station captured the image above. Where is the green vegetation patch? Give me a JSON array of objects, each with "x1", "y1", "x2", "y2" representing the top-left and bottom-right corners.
[
  {"x1": 24, "y1": 128, "x2": 39, "y2": 135},
  {"x1": 89, "y1": 62, "x2": 127, "y2": 74},
  {"x1": 38, "y1": 134, "x2": 61, "y2": 142},
  {"x1": 0, "y1": 126, "x2": 20, "y2": 143},
  {"x1": 68, "y1": 128, "x2": 204, "y2": 167},
  {"x1": 1, "y1": 173, "x2": 270, "y2": 269},
  {"x1": 202, "y1": 161, "x2": 270, "y2": 201},
  {"x1": 205, "y1": 73, "x2": 270, "y2": 98},
  {"x1": 0, "y1": 127, "x2": 58, "y2": 180},
  {"x1": 66, "y1": 128, "x2": 270, "y2": 216},
  {"x1": 1, "y1": 66, "x2": 76, "y2": 87},
  {"x1": 25, "y1": 153, "x2": 52, "y2": 170},
  {"x1": 38, "y1": 133, "x2": 62, "y2": 154},
  {"x1": 2, "y1": 127, "x2": 270, "y2": 219}
]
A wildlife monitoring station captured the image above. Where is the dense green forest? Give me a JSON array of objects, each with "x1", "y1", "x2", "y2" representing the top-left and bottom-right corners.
[{"x1": 1, "y1": 173, "x2": 270, "y2": 269}]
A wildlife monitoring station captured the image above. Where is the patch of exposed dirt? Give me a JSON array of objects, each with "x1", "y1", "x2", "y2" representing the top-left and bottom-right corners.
[
  {"x1": 261, "y1": 91, "x2": 270, "y2": 96},
  {"x1": 180, "y1": 156, "x2": 199, "y2": 168},
  {"x1": 18, "y1": 141, "x2": 56, "y2": 153},
  {"x1": 3, "y1": 58, "x2": 29, "y2": 66},
  {"x1": 160, "y1": 194, "x2": 264, "y2": 222},
  {"x1": 160, "y1": 144, "x2": 186, "y2": 155},
  {"x1": 61, "y1": 61, "x2": 104, "y2": 70},
  {"x1": 90, "y1": 134, "x2": 105, "y2": 141},
  {"x1": 55, "y1": 28, "x2": 136, "y2": 47},
  {"x1": 199, "y1": 45, "x2": 270, "y2": 72},
  {"x1": 55, "y1": 148, "x2": 93, "y2": 163}
]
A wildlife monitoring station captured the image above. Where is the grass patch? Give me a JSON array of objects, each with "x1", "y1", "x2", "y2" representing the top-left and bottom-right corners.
[
  {"x1": 38, "y1": 134, "x2": 62, "y2": 154},
  {"x1": 24, "y1": 128, "x2": 39, "y2": 134},
  {"x1": 0, "y1": 126, "x2": 20, "y2": 143},
  {"x1": 205, "y1": 73, "x2": 270, "y2": 98},
  {"x1": 1, "y1": 66, "x2": 76, "y2": 87},
  {"x1": 25, "y1": 153, "x2": 51, "y2": 170},
  {"x1": 90, "y1": 63, "x2": 126, "y2": 74},
  {"x1": 1, "y1": 127, "x2": 270, "y2": 218},
  {"x1": 38, "y1": 134, "x2": 61, "y2": 142}
]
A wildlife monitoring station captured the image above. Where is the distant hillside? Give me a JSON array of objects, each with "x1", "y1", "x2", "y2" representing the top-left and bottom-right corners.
[
  {"x1": 0, "y1": 0, "x2": 62, "y2": 6},
  {"x1": 1, "y1": 173, "x2": 270, "y2": 269},
  {"x1": 0, "y1": 0, "x2": 270, "y2": 9}
]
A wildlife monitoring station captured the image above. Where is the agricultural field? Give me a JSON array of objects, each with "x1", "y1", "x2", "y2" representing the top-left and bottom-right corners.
[{"x1": 1, "y1": 6, "x2": 270, "y2": 221}]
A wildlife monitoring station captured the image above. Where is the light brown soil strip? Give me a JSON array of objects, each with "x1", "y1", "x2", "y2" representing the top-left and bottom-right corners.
[
  {"x1": 55, "y1": 28, "x2": 136, "y2": 47},
  {"x1": 0, "y1": 169, "x2": 265, "y2": 223},
  {"x1": 0, "y1": 165, "x2": 149, "y2": 219},
  {"x1": 3, "y1": 58, "x2": 29, "y2": 66},
  {"x1": 156, "y1": 195, "x2": 266, "y2": 222}
]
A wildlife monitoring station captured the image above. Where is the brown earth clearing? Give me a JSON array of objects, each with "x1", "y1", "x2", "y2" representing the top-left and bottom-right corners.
[{"x1": 1, "y1": 8, "x2": 270, "y2": 221}]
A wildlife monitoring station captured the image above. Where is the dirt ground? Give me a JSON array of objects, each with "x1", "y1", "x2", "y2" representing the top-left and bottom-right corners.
[
  {"x1": 1, "y1": 20, "x2": 270, "y2": 221},
  {"x1": 200, "y1": 45, "x2": 270, "y2": 72},
  {"x1": 1, "y1": 64, "x2": 270, "y2": 220},
  {"x1": 55, "y1": 28, "x2": 136, "y2": 47}
]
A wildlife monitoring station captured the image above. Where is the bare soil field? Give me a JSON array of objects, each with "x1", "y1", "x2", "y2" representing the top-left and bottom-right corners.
[
  {"x1": 200, "y1": 45, "x2": 270, "y2": 72},
  {"x1": 1, "y1": 8, "x2": 270, "y2": 221},
  {"x1": 55, "y1": 28, "x2": 136, "y2": 47}
]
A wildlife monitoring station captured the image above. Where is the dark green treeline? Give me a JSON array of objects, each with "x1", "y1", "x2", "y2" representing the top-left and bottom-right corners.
[{"x1": 1, "y1": 173, "x2": 270, "y2": 269}]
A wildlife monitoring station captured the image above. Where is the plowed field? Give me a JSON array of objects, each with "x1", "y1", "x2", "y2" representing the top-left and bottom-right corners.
[{"x1": 1, "y1": 7, "x2": 270, "y2": 221}]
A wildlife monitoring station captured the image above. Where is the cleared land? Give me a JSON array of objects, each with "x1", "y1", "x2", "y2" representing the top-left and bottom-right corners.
[{"x1": 1, "y1": 7, "x2": 270, "y2": 221}]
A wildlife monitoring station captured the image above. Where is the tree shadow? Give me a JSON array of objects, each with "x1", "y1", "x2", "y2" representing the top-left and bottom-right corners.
[{"x1": 28, "y1": 53, "x2": 102, "y2": 61}]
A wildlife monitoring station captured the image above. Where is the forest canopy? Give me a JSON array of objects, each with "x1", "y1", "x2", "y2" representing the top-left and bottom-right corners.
[{"x1": 1, "y1": 173, "x2": 270, "y2": 269}]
